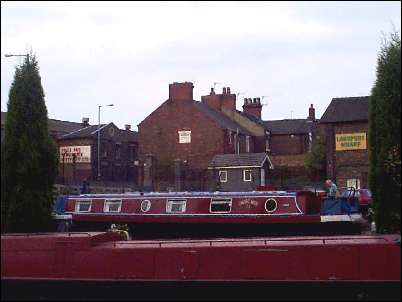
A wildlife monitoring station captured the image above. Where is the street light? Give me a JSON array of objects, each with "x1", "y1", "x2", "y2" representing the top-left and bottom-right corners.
[
  {"x1": 4, "y1": 53, "x2": 29, "y2": 60},
  {"x1": 97, "y1": 104, "x2": 114, "y2": 180}
]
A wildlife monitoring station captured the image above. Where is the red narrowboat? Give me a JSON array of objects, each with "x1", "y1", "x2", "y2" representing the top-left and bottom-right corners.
[
  {"x1": 53, "y1": 190, "x2": 365, "y2": 238},
  {"x1": 1, "y1": 232, "x2": 400, "y2": 300}
]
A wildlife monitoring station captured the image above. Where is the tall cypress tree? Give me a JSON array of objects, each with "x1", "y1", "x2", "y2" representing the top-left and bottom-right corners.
[
  {"x1": 369, "y1": 32, "x2": 401, "y2": 233},
  {"x1": 1, "y1": 53, "x2": 58, "y2": 233}
]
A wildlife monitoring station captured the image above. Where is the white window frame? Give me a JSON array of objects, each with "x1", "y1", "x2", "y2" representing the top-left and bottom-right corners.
[
  {"x1": 265, "y1": 198, "x2": 278, "y2": 213},
  {"x1": 246, "y1": 135, "x2": 250, "y2": 153},
  {"x1": 75, "y1": 200, "x2": 92, "y2": 213},
  {"x1": 178, "y1": 130, "x2": 191, "y2": 144},
  {"x1": 243, "y1": 169, "x2": 252, "y2": 182},
  {"x1": 210, "y1": 198, "x2": 232, "y2": 214},
  {"x1": 103, "y1": 199, "x2": 122, "y2": 213},
  {"x1": 346, "y1": 178, "x2": 360, "y2": 190},
  {"x1": 140, "y1": 199, "x2": 151, "y2": 213},
  {"x1": 219, "y1": 170, "x2": 228, "y2": 183},
  {"x1": 166, "y1": 199, "x2": 187, "y2": 213}
]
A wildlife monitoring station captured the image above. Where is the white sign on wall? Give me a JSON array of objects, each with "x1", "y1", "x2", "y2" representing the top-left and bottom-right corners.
[
  {"x1": 60, "y1": 145, "x2": 91, "y2": 163},
  {"x1": 178, "y1": 130, "x2": 191, "y2": 144}
]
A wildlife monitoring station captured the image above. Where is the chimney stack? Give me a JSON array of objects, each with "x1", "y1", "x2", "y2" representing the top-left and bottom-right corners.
[
  {"x1": 308, "y1": 104, "x2": 315, "y2": 121},
  {"x1": 125, "y1": 124, "x2": 131, "y2": 130},
  {"x1": 202, "y1": 85, "x2": 236, "y2": 111},
  {"x1": 242, "y1": 97, "x2": 262, "y2": 119},
  {"x1": 82, "y1": 117, "x2": 89, "y2": 127},
  {"x1": 169, "y1": 82, "x2": 194, "y2": 102}
]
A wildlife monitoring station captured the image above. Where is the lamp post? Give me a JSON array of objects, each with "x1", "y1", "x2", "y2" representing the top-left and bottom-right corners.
[
  {"x1": 97, "y1": 104, "x2": 114, "y2": 180},
  {"x1": 4, "y1": 53, "x2": 29, "y2": 61}
]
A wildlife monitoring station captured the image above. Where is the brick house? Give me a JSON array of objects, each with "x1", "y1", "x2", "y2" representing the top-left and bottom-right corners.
[
  {"x1": 138, "y1": 82, "x2": 323, "y2": 191},
  {"x1": 319, "y1": 96, "x2": 369, "y2": 189},
  {"x1": 208, "y1": 153, "x2": 274, "y2": 191},
  {"x1": 138, "y1": 82, "x2": 266, "y2": 191},
  {"x1": 57, "y1": 122, "x2": 139, "y2": 186}
]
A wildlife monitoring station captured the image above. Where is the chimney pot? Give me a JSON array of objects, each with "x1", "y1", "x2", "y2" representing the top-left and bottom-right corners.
[
  {"x1": 210, "y1": 87, "x2": 215, "y2": 95},
  {"x1": 125, "y1": 124, "x2": 131, "y2": 130},
  {"x1": 308, "y1": 104, "x2": 316, "y2": 121},
  {"x1": 227, "y1": 87, "x2": 231, "y2": 94},
  {"x1": 222, "y1": 87, "x2": 227, "y2": 94},
  {"x1": 82, "y1": 117, "x2": 89, "y2": 126}
]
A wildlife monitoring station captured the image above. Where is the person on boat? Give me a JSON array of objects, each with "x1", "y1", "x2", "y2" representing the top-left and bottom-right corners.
[
  {"x1": 325, "y1": 179, "x2": 339, "y2": 199},
  {"x1": 108, "y1": 224, "x2": 130, "y2": 240}
]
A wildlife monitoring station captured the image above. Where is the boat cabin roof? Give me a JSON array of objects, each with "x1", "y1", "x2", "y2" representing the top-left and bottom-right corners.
[{"x1": 73, "y1": 191, "x2": 297, "y2": 199}]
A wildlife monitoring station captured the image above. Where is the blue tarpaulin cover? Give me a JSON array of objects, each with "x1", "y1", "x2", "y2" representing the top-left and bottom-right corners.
[
  {"x1": 53, "y1": 195, "x2": 68, "y2": 214},
  {"x1": 320, "y1": 198, "x2": 360, "y2": 215}
]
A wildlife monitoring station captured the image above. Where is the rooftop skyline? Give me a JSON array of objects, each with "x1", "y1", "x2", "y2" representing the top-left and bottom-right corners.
[{"x1": 1, "y1": 1, "x2": 400, "y2": 130}]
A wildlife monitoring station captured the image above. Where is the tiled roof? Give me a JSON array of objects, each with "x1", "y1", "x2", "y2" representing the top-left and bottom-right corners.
[
  {"x1": 208, "y1": 152, "x2": 271, "y2": 168},
  {"x1": 320, "y1": 96, "x2": 369, "y2": 123},
  {"x1": 59, "y1": 124, "x2": 104, "y2": 138},
  {"x1": 2, "y1": 111, "x2": 83, "y2": 134},
  {"x1": 60, "y1": 123, "x2": 138, "y2": 142},
  {"x1": 262, "y1": 119, "x2": 317, "y2": 135},
  {"x1": 194, "y1": 102, "x2": 253, "y2": 136}
]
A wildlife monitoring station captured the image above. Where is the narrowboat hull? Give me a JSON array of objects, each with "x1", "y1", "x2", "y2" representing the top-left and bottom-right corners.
[{"x1": 1, "y1": 232, "x2": 400, "y2": 300}]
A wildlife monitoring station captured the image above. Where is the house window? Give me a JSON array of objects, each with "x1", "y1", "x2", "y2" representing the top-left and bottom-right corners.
[
  {"x1": 115, "y1": 143, "x2": 121, "y2": 159},
  {"x1": 104, "y1": 199, "x2": 122, "y2": 213},
  {"x1": 246, "y1": 136, "x2": 250, "y2": 153},
  {"x1": 102, "y1": 142, "x2": 107, "y2": 157},
  {"x1": 128, "y1": 145, "x2": 135, "y2": 161},
  {"x1": 75, "y1": 200, "x2": 92, "y2": 213},
  {"x1": 166, "y1": 199, "x2": 187, "y2": 213},
  {"x1": 210, "y1": 198, "x2": 232, "y2": 213},
  {"x1": 219, "y1": 170, "x2": 227, "y2": 183},
  {"x1": 346, "y1": 178, "x2": 360, "y2": 189},
  {"x1": 178, "y1": 130, "x2": 191, "y2": 144},
  {"x1": 228, "y1": 130, "x2": 232, "y2": 144},
  {"x1": 243, "y1": 169, "x2": 252, "y2": 182}
]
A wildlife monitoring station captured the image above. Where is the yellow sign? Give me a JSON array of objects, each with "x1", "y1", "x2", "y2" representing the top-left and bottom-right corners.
[{"x1": 335, "y1": 132, "x2": 367, "y2": 151}]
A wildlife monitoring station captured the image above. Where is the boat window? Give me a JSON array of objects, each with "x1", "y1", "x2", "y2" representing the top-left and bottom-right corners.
[
  {"x1": 104, "y1": 199, "x2": 122, "y2": 213},
  {"x1": 265, "y1": 198, "x2": 277, "y2": 213},
  {"x1": 210, "y1": 198, "x2": 232, "y2": 213},
  {"x1": 75, "y1": 200, "x2": 92, "y2": 213},
  {"x1": 166, "y1": 199, "x2": 186, "y2": 213},
  {"x1": 141, "y1": 199, "x2": 151, "y2": 213}
]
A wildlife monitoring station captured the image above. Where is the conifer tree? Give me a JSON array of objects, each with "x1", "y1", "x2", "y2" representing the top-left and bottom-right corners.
[
  {"x1": 369, "y1": 31, "x2": 401, "y2": 233},
  {"x1": 1, "y1": 53, "x2": 58, "y2": 233}
]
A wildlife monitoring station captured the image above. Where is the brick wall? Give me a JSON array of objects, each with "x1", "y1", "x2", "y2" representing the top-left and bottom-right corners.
[
  {"x1": 323, "y1": 121, "x2": 369, "y2": 188},
  {"x1": 269, "y1": 134, "x2": 308, "y2": 155},
  {"x1": 138, "y1": 99, "x2": 227, "y2": 177},
  {"x1": 57, "y1": 137, "x2": 139, "y2": 185}
]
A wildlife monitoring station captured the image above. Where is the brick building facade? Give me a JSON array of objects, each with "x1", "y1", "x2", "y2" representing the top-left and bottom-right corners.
[
  {"x1": 57, "y1": 122, "x2": 139, "y2": 186},
  {"x1": 138, "y1": 82, "x2": 259, "y2": 191},
  {"x1": 320, "y1": 96, "x2": 369, "y2": 189},
  {"x1": 138, "y1": 82, "x2": 321, "y2": 191}
]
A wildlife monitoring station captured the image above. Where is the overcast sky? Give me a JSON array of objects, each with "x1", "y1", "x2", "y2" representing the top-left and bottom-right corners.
[{"x1": 1, "y1": 1, "x2": 400, "y2": 130}]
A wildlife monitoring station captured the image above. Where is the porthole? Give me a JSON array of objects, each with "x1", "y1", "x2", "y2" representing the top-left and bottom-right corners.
[
  {"x1": 141, "y1": 199, "x2": 151, "y2": 213},
  {"x1": 265, "y1": 198, "x2": 277, "y2": 213}
]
